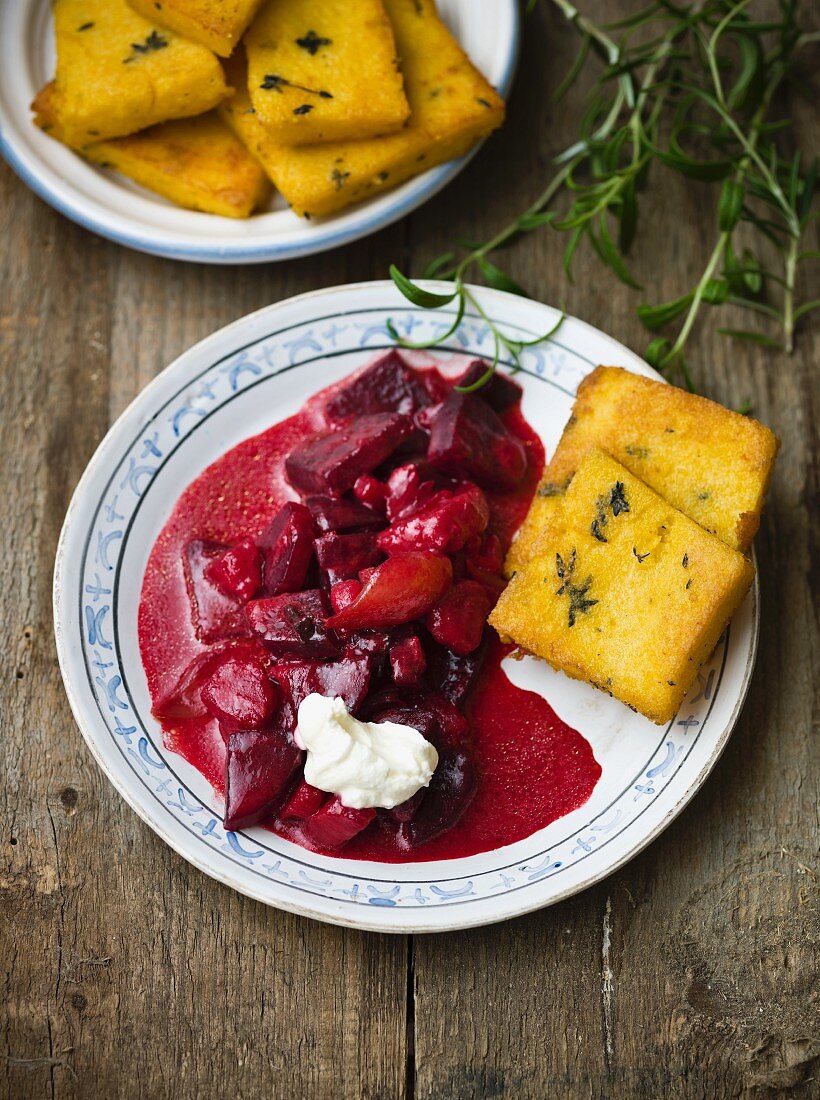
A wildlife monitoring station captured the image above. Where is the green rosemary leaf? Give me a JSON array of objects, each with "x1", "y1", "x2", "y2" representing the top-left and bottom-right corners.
[
  {"x1": 718, "y1": 179, "x2": 744, "y2": 231},
  {"x1": 553, "y1": 34, "x2": 590, "y2": 101},
  {"x1": 477, "y1": 258, "x2": 529, "y2": 297},
  {"x1": 637, "y1": 294, "x2": 693, "y2": 330},
  {"x1": 618, "y1": 179, "x2": 638, "y2": 253},
  {"x1": 717, "y1": 329, "x2": 784, "y2": 347},
  {"x1": 563, "y1": 227, "x2": 584, "y2": 283},
  {"x1": 389, "y1": 265, "x2": 456, "y2": 308},
  {"x1": 727, "y1": 32, "x2": 763, "y2": 110},
  {"x1": 799, "y1": 157, "x2": 817, "y2": 224},
  {"x1": 421, "y1": 252, "x2": 455, "y2": 279},
  {"x1": 702, "y1": 279, "x2": 729, "y2": 306},
  {"x1": 793, "y1": 299, "x2": 820, "y2": 322},
  {"x1": 591, "y1": 214, "x2": 642, "y2": 289},
  {"x1": 516, "y1": 211, "x2": 557, "y2": 230},
  {"x1": 645, "y1": 337, "x2": 672, "y2": 368}
]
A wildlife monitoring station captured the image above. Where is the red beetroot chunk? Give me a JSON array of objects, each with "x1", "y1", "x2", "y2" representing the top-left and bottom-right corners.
[
  {"x1": 285, "y1": 413, "x2": 414, "y2": 496},
  {"x1": 325, "y1": 553, "x2": 452, "y2": 631},
  {"x1": 324, "y1": 349, "x2": 432, "y2": 420}
]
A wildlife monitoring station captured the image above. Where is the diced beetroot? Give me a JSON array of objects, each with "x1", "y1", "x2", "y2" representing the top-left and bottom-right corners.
[
  {"x1": 305, "y1": 494, "x2": 384, "y2": 533},
  {"x1": 184, "y1": 539, "x2": 250, "y2": 643},
  {"x1": 258, "y1": 502, "x2": 315, "y2": 597},
  {"x1": 204, "y1": 536, "x2": 263, "y2": 602},
  {"x1": 371, "y1": 701, "x2": 439, "y2": 740},
  {"x1": 245, "y1": 590, "x2": 339, "y2": 658},
  {"x1": 325, "y1": 553, "x2": 452, "y2": 632},
  {"x1": 426, "y1": 580, "x2": 495, "y2": 655},
  {"x1": 389, "y1": 789, "x2": 426, "y2": 823},
  {"x1": 344, "y1": 631, "x2": 392, "y2": 657},
  {"x1": 377, "y1": 482, "x2": 489, "y2": 555},
  {"x1": 466, "y1": 532, "x2": 504, "y2": 575},
  {"x1": 303, "y1": 797, "x2": 376, "y2": 849},
  {"x1": 285, "y1": 412, "x2": 414, "y2": 496},
  {"x1": 403, "y1": 746, "x2": 476, "y2": 846},
  {"x1": 465, "y1": 562, "x2": 507, "y2": 599},
  {"x1": 271, "y1": 649, "x2": 373, "y2": 714},
  {"x1": 224, "y1": 723, "x2": 302, "y2": 830},
  {"x1": 427, "y1": 636, "x2": 488, "y2": 704},
  {"x1": 453, "y1": 359, "x2": 523, "y2": 411},
  {"x1": 353, "y1": 475, "x2": 387, "y2": 511},
  {"x1": 151, "y1": 639, "x2": 271, "y2": 720},
  {"x1": 314, "y1": 531, "x2": 384, "y2": 584},
  {"x1": 329, "y1": 579, "x2": 363, "y2": 613},
  {"x1": 280, "y1": 779, "x2": 328, "y2": 822},
  {"x1": 324, "y1": 349, "x2": 431, "y2": 421},
  {"x1": 427, "y1": 392, "x2": 527, "y2": 491},
  {"x1": 385, "y1": 462, "x2": 439, "y2": 521},
  {"x1": 389, "y1": 635, "x2": 427, "y2": 687},
  {"x1": 200, "y1": 652, "x2": 279, "y2": 731},
  {"x1": 426, "y1": 693, "x2": 470, "y2": 744}
]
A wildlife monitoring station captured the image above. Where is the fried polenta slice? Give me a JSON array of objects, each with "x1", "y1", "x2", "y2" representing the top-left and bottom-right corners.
[
  {"x1": 245, "y1": 0, "x2": 409, "y2": 145},
  {"x1": 52, "y1": 0, "x2": 229, "y2": 147},
  {"x1": 505, "y1": 367, "x2": 779, "y2": 575},
  {"x1": 128, "y1": 0, "x2": 264, "y2": 57},
  {"x1": 220, "y1": 0, "x2": 504, "y2": 217},
  {"x1": 33, "y1": 84, "x2": 269, "y2": 218},
  {"x1": 490, "y1": 450, "x2": 754, "y2": 725}
]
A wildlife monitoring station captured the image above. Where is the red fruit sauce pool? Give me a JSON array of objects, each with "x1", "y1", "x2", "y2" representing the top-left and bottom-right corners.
[{"x1": 138, "y1": 361, "x2": 601, "y2": 862}]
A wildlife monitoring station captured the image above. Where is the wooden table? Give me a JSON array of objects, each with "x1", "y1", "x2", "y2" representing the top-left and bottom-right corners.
[{"x1": 2, "y1": 4, "x2": 817, "y2": 1097}]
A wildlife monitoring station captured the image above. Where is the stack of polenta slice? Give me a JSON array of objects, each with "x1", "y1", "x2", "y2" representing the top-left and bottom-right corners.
[
  {"x1": 490, "y1": 369, "x2": 779, "y2": 724},
  {"x1": 33, "y1": 0, "x2": 505, "y2": 220}
]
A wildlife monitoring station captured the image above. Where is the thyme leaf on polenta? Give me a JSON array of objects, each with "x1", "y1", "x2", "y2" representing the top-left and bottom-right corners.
[{"x1": 554, "y1": 550, "x2": 597, "y2": 628}]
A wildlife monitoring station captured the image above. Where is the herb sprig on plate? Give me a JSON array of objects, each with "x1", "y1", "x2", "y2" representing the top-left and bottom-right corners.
[{"x1": 389, "y1": 0, "x2": 818, "y2": 391}]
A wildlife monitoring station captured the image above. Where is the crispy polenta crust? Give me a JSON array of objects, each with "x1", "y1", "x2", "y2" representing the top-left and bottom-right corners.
[
  {"x1": 221, "y1": 0, "x2": 504, "y2": 217},
  {"x1": 128, "y1": 0, "x2": 264, "y2": 57},
  {"x1": 52, "y1": 0, "x2": 228, "y2": 147},
  {"x1": 505, "y1": 366, "x2": 779, "y2": 574},
  {"x1": 246, "y1": 0, "x2": 409, "y2": 145},
  {"x1": 490, "y1": 450, "x2": 755, "y2": 725},
  {"x1": 33, "y1": 84, "x2": 269, "y2": 218}
]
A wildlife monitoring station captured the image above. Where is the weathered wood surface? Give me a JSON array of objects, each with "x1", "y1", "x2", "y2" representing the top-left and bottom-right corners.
[{"x1": 1, "y1": 3, "x2": 816, "y2": 1097}]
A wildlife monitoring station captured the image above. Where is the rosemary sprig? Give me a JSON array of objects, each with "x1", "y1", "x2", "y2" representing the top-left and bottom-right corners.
[{"x1": 389, "y1": 0, "x2": 818, "y2": 391}]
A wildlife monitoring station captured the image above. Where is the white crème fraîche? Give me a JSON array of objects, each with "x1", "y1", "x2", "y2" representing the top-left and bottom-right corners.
[{"x1": 294, "y1": 694, "x2": 439, "y2": 810}]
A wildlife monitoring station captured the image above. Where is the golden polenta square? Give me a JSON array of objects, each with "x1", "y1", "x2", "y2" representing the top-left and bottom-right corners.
[
  {"x1": 53, "y1": 0, "x2": 229, "y2": 147},
  {"x1": 505, "y1": 366, "x2": 779, "y2": 575},
  {"x1": 490, "y1": 450, "x2": 754, "y2": 725},
  {"x1": 33, "y1": 84, "x2": 269, "y2": 218},
  {"x1": 245, "y1": 0, "x2": 409, "y2": 145},
  {"x1": 221, "y1": 0, "x2": 504, "y2": 217},
  {"x1": 128, "y1": 0, "x2": 264, "y2": 57}
]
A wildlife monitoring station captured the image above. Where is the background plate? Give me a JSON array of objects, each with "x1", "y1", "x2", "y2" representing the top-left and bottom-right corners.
[
  {"x1": 0, "y1": 0, "x2": 518, "y2": 264},
  {"x1": 53, "y1": 281, "x2": 758, "y2": 932}
]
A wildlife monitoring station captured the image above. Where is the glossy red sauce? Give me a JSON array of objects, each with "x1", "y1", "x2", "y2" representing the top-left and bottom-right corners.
[{"x1": 138, "y1": 363, "x2": 601, "y2": 862}]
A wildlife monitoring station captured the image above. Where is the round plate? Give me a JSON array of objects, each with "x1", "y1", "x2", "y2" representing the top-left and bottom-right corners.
[
  {"x1": 53, "y1": 282, "x2": 758, "y2": 932},
  {"x1": 0, "y1": 1, "x2": 518, "y2": 264}
]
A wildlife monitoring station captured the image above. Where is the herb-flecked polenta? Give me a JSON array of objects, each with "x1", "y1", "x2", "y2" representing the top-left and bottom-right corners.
[
  {"x1": 52, "y1": 0, "x2": 228, "y2": 147},
  {"x1": 221, "y1": 0, "x2": 504, "y2": 216},
  {"x1": 245, "y1": 0, "x2": 409, "y2": 145},
  {"x1": 128, "y1": 0, "x2": 264, "y2": 57},
  {"x1": 490, "y1": 450, "x2": 755, "y2": 725},
  {"x1": 505, "y1": 366, "x2": 779, "y2": 575},
  {"x1": 34, "y1": 84, "x2": 269, "y2": 218}
]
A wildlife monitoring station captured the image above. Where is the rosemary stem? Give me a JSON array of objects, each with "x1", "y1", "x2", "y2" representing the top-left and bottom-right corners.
[{"x1": 783, "y1": 234, "x2": 798, "y2": 354}]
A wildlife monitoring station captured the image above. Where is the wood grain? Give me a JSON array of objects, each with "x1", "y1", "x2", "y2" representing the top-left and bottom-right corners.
[{"x1": 1, "y1": 2, "x2": 817, "y2": 1097}]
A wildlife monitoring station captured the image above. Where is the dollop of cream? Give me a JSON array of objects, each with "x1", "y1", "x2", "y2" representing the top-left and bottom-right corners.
[{"x1": 295, "y1": 694, "x2": 439, "y2": 810}]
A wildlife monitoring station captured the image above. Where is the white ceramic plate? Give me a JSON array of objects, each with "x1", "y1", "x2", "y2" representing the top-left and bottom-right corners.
[
  {"x1": 0, "y1": 0, "x2": 518, "y2": 264},
  {"x1": 53, "y1": 281, "x2": 758, "y2": 932}
]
